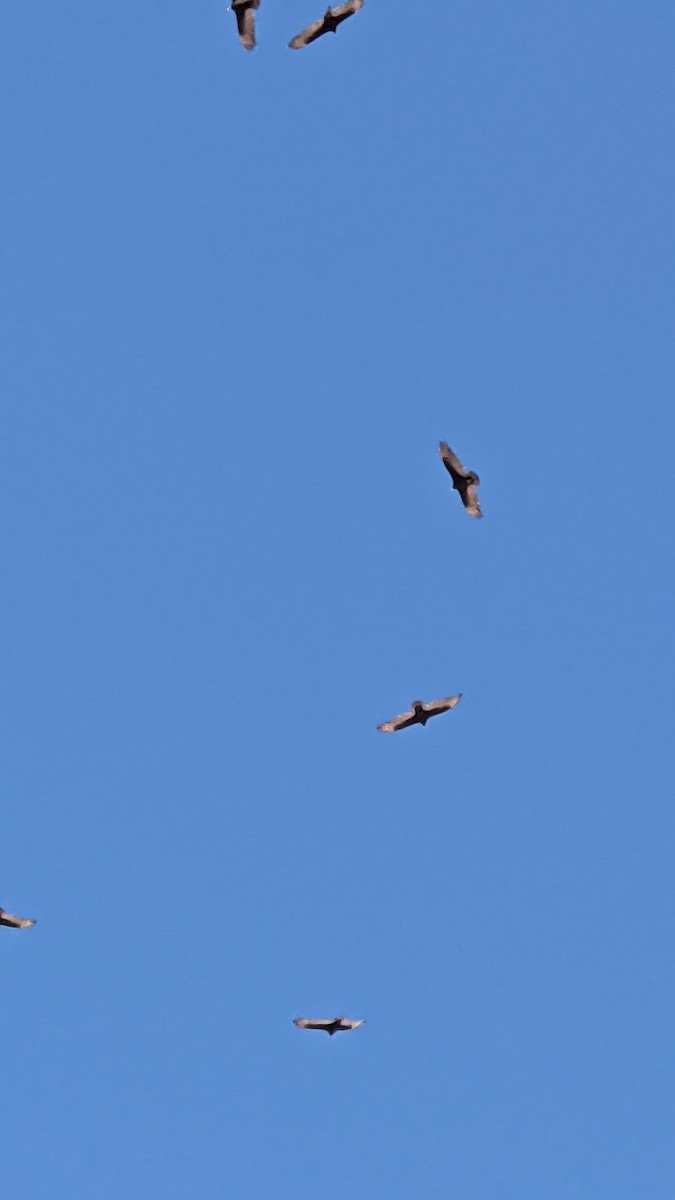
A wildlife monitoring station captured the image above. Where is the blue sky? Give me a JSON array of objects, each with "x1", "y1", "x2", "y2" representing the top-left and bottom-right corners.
[{"x1": 2, "y1": 1, "x2": 675, "y2": 1196}]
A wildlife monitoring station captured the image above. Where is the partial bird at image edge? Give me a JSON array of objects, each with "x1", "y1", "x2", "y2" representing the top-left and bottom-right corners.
[
  {"x1": 230, "y1": 0, "x2": 260, "y2": 51},
  {"x1": 0, "y1": 906, "x2": 37, "y2": 930}
]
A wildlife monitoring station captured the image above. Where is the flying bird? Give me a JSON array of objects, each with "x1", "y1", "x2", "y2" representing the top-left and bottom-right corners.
[
  {"x1": 438, "y1": 442, "x2": 482, "y2": 518},
  {"x1": 0, "y1": 906, "x2": 36, "y2": 930},
  {"x1": 288, "y1": 0, "x2": 363, "y2": 50},
  {"x1": 377, "y1": 694, "x2": 463, "y2": 733},
  {"x1": 230, "y1": 0, "x2": 260, "y2": 50},
  {"x1": 293, "y1": 1016, "x2": 365, "y2": 1036}
]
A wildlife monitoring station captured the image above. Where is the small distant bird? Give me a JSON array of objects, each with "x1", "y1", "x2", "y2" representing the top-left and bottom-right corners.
[
  {"x1": 439, "y1": 442, "x2": 482, "y2": 519},
  {"x1": 288, "y1": 0, "x2": 363, "y2": 50},
  {"x1": 293, "y1": 1016, "x2": 365, "y2": 1036},
  {"x1": 377, "y1": 694, "x2": 463, "y2": 733},
  {"x1": 231, "y1": 0, "x2": 260, "y2": 50},
  {"x1": 0, "y1": 906, "x2": 36, "y2": 930}
]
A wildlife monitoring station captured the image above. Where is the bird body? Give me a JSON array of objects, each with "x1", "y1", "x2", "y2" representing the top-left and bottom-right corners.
[
  {"x1": 409, "y1": 701, "x2": 432, "y2": 726},
  {"x1": 0, "y1": 906, "x2": 36, "y2": 930},
  {"x1": 288, "y1": 0, "x2": 363, "y2": 49},
  {"x1": 377, "y1": 693, "x2": 462, "y2": 733},
  {"x1": 438, "y1": 442, "x2": 482, "y2": 518},
  {"x1": 293, "y1": 1016, "x2": 365, "y2": 1036}
]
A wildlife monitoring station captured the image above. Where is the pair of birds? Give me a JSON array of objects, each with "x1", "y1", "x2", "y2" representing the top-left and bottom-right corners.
[
  {"x1": 0, "y1": 906, "x2": 36, "y2": 930},
  {"x1": 296, "y1": 441, "x2": 483, "y2": 1039},
  {"x1": 376, "y1": 440, "x2": 481, "y2": 735},
  {"x1": 231, "y1": 0, "x2": 363, "y2": 52}
]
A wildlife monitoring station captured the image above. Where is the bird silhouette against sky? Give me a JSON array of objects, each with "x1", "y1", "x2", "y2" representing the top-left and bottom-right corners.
[
  {"x1": 289, "y1": 1, "x2": 364, "y2": 50},
  {"x1": 439, "y1": 442, "x2": 482, "y2": 518},
  {"x1": 293, "y1": 1016, "x2": 365, "y2": 1036},
  {"x1": 377, "y1": 694, "x2": 463, "y2": 733}
]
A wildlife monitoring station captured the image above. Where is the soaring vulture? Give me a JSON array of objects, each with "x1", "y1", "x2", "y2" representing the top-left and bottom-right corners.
[
  {"x1": 377, "y1": 694, "x2": 463, "y2": 733},
  {"x1": 293, "y1": 1016, "x2": 365, "y2": 1036},
  {"x1": 0, "y1": 906, "x2": 36, "y2": 930},
  {"x1": 231, "y1": 0, "x2": 260, "y2": 51},
  {"x1": 288, "y1": 0, "x2": 363, "y2": 49},
  {"x1": 438, "y1": 442, "x2": 482, "y2": 518}
]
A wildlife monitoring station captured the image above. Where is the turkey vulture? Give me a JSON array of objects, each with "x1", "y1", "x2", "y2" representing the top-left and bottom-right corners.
[
  {"x1": 439, "y1": 442, "x2": 482, "y2": 518},
  {"x1": 0, "y1": 906, "x2": 36, "y2": 930},
  {"x1": 377, "y1": 694, "x2": 462, "y2": 733},
  {"x1": 293, "y1": 1016, "x2": 365, "y2": 1036},
  {"x1": 288, "y1": 0, "x2": 363, "y2": 49},
  {"x1": 231, "y1": 0, "x2": 259, "y2": 50}
]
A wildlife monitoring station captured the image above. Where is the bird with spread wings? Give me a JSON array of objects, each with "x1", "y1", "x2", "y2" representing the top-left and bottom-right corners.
[
  {"x1": 438, "y1": 442, "x2": 482, "y2": 518},
  {"x1": 377, "y1": 694, "x2": 463, "y2": 733},
  {"x1": 293, "y1": 1016, "x2": 365, "y2": 1036},
  {"x1": 0, "y1": 906, "x2": 36, "y2": 930},
  {"x1": 288, "y1": 0, "x2": 363, "y2": 50}
]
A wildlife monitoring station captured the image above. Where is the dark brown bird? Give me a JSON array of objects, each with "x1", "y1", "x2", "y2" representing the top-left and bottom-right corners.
[
  {"x1": 439, "y1": 442, "x2": 482, "y2": 518},
  {"x1": 231, "y1": 0, "x2": 259, "y2": 51},
  {"x1": 0, "y1": 906, "x2": 36, "y2": 930},
  {"x1": 288, "y1": 0, "x2": 363, "y2": 49},
  {"x1": 377, "y1": 694, "x2": 462, "y2": 733},
  {"x1": 293, "y1": 1016, "x2": 365, "y2": 1036}
]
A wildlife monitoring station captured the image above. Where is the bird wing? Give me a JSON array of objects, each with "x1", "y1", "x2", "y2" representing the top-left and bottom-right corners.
[
  {"x1": 339, "y1": 1018, "x2": 365, "y2": 1031},
  {"x1": 0, "y1": 909, "x2": 36, "y2": 929},
  {"x1": 288, "y1": 14, "x2": 328, "y2": 48},
  {"x1": 331, "y1": 0, "x2": 364, "y2": 24},
  {"x1": 235, "y1": 4, "x2": 256, "y2": 49},
  {"x1": 377, "y1": 708, "x2": 419, "y2": 733},
  {"x1": 422, "y1": 693, "x2": 463, "y2": 718},
  {"x1": 293, "y1": 1017, "x2": 336, "y2": 1032},
  {"x1": 462, "y1": 479, "x2": 482, "y2": 518},
  {"x1": 438, "y1": 441, "x2": 469, "y2": 483}
]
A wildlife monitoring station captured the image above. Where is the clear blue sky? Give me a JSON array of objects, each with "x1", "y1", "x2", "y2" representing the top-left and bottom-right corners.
[{"x1": 2, "y1": 2, "x2": 675, "y2": 1196}]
